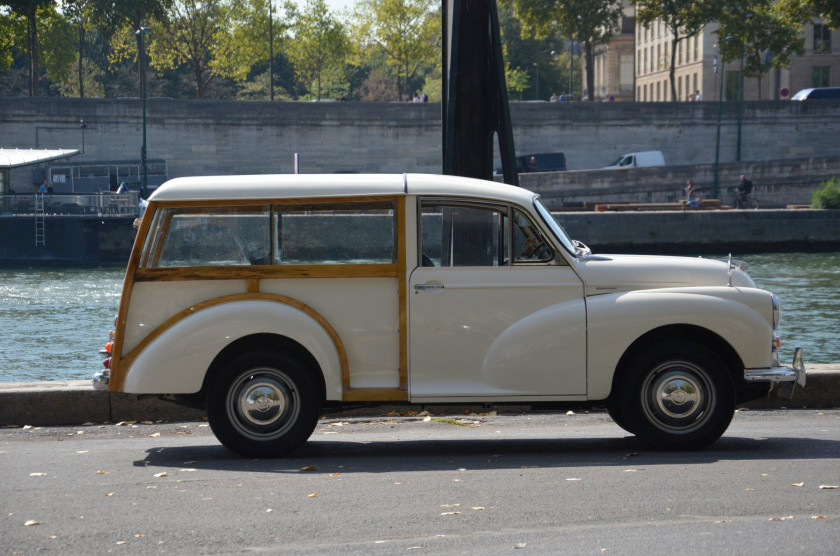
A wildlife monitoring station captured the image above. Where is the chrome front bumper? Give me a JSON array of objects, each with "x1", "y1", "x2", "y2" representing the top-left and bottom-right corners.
[{"x1": 744, "y1": 347, "x2": 806, "y2": 395}]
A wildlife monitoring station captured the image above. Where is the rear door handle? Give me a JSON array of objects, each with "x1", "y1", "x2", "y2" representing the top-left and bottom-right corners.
[{"x1": 414, "y1": 283, "x2": 444, "y2": 291}]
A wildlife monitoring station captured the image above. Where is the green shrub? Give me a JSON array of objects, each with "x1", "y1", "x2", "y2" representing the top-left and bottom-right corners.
[{"x1": 811, "y1": 177, "x2": 840, "y2": 209}]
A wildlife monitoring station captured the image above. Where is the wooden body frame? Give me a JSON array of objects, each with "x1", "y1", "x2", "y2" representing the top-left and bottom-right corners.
[{"x1": 110, "y1": 195, "x2": 409, "y2": 401}]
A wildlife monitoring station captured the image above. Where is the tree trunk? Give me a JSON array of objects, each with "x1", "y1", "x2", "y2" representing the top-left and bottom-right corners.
[
  {"x1": 27, "y1": 13, "x2": 38, "y2": 96},
  {"x1": 584, "y1": 40, "x2": 594, "y2": 101},
  {"x1": 78, "y1": 23, "x2": 85, "y2": 98},
  {"x1": 670, "y1": 34, "x2": 679, "y2": 101}
]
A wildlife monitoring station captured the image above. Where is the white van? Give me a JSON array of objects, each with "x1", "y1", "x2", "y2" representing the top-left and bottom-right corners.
[
  {"x1": 93, "y1": 173, "x2": 804, "y2": 458},
  {"x1": 603, "y1": 151, "x2": 665, "y2": 169}
]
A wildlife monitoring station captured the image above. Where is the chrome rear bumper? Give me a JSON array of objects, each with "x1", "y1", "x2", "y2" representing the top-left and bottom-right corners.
[{"x1": 744, "y1": 347, "x2": 806, "y2": 394}]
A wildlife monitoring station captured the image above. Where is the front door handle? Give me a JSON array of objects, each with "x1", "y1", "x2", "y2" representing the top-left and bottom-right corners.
[{"x1": 414, "y1": 283, "x2": 444, "y2": 291}]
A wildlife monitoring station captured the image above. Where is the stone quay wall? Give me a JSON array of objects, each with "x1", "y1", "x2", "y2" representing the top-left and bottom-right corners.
[{"x1": 2, "y1": 97, "x2": 839, "y2": 188}]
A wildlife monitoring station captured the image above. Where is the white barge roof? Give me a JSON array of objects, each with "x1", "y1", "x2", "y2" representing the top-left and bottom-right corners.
[{"x1": 148, "y1": 173, "x2": 538, "y2": 206}]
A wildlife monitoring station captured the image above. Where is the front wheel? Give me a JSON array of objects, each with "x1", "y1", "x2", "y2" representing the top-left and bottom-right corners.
[
  {"x1": 207, "y1": 351, "x2": 321, "y2": 458},
  {"x1": 619, "y1": 341, "x2": 736, "y2": 450}
]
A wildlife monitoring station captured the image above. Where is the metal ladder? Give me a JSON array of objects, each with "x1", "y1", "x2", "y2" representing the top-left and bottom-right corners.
[{"x1": 34, "y1": 194, "x2": 45, "y2": 246}]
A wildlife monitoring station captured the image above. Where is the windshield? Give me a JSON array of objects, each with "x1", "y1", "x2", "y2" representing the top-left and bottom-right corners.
[{"x1": 534, "y1": 198, "x2": 578, "y2": 256}]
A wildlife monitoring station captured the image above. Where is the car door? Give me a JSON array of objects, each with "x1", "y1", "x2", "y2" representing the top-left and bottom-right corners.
[{"x1": 409, "y1": 200, "x2": 587, "y2": 400}]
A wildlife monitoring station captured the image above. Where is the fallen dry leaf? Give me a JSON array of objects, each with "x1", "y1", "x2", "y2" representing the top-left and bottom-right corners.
[
  {"x1": 440, "y1": 512, "x2": 461, "y2": 516},
  {"x1": 307, "y1": 493, "x2": 317, "y2": 498},
  {"x1": 180, "y1": 468, "x2": 197, "y2": 472},
  {"x1": 423, "y1": 416, "x2": 432, "y2": 422},
  {"x1": 29, "y1": 473, "x2": 47, "y2": 477},
  {"x1": 791, "y1": 482, "x2": 804, "y2": 487},
  {"x1": 514, "y1": 543, "x2": 527, "y2": 549},
  {"x1": 153, "y1": 472, "x2": 167, "y2": 478},
  {"x1": 96, "y1": 470, "x2": 107, "y2": 475},
  {"x1": 104, "y1": 492, "x2": 115, "y2": 497},
  {"x1": 441, "y1": 504, "x2": 460, "y2": 508},
  {"x1": 24, "y1": 520, "x2": 40, "y2": 526},
  {"x1": 300, "y1": 466, "x2": 317, "y2": 472},
  {"x1": 819, "y1": 485, "x2": 838, "y2": 489},
  {"x1": 116, "y1": 541, "x2": 127, "y2": 545},
  {"x1": 472, "y1": 506, "x2": 485, "y2": 511},
  {"x1": 75, "y1": 451, "x2": 89, "y2": 454},
  {"x1": 566, "y1": 478, "x2": 581, "y2": 481},
  {"x1": 769, "y1": 516, "x2": 794, "y2": 521},
  {"x1": 134, "y1": 534, "x2": 144, "y2": 538},
  {"x1": 150, "y1": 432, "x2": 161, "y2": 438},
  {"x1": 566, "y1": 411, "x2": 575, "y2": 415},
  {"x1": 811, "y1": 515, "x2": 826, "y2": 519},
  {"x1": 624, "y1": 452, "x2": 642, "y2": 458},
  {"x1": 745, "y1": 488, "x2": 755, "y2": 491}
]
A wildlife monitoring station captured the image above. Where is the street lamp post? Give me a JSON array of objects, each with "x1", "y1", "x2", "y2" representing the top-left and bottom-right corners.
[
  {"x1": 79, "y1": 119, "x2": 86, "y2": 154},
  {"x1": 736, "y1": 40, "x2": 745, "y2": 162},
  {"x1": 713, "y1": 37, "x2": 730, "y2": 199},
  {"x1": 269, "y1": 1, "x2": 274, "y2": 101},
  {"x1": 137, "y1": 27, "x2": 148, "y2": 199},
  {"x1": 533, "y1": 62, "x2": 540, "y2": 100}
]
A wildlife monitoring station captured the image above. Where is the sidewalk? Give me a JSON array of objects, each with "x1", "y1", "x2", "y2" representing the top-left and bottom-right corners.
[{"x1": 2, "y1": 365, "x2": 838, "y2": 427}]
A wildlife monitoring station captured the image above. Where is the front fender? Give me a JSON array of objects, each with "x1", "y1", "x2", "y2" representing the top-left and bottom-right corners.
[
  {"x1": 586, "y1": 287, "x2": 775, "y2": 399},
  {"x1": 122, "y1": 300, "x2": 343, "y2": 398}
]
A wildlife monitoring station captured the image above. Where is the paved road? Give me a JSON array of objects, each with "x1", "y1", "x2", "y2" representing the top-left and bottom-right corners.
[{"x1": 2, "y1": 409, "x2": 839, "y2": 555}]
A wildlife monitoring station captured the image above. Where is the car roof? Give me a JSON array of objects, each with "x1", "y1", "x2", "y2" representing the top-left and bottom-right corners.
[{"x1": 148, "y1": 173, "x2": 539, "y2": 206}]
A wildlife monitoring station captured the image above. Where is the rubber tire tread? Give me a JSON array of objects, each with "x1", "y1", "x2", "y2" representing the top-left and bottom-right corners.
[
  {"x1": 619, "y1": 340, "x2": 736, "y2": 450},
  {"x1": 206, "y1": 351, "x2": 320, "y2": 458}
]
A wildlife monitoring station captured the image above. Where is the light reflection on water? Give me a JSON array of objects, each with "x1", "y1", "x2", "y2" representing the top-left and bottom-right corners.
[{"x1": 0, "y1": 252, "x2": 837, "y2": 382}]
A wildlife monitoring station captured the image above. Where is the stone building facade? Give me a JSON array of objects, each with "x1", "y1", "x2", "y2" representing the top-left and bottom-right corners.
[{"x1": 635, "y1": 18, "x2": 840, "y2": 102}]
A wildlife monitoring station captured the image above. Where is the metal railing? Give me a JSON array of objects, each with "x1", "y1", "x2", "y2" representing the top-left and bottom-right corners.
[{"x1": 0, "y1": 193, "x2": 140, "y2": 217}]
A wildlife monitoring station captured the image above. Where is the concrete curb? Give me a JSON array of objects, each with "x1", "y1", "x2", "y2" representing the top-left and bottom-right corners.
[{"x1": 1, "y1": 365, "x2": 838, "y2": 427}]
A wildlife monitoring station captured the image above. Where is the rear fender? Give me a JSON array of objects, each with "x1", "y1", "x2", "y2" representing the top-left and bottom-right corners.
[{"x1": 122, "y1": 299, "x2": 342, "y2": 398}]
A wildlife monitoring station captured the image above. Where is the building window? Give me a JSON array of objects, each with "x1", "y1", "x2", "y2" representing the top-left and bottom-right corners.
[
  {"x1": 693, "y1": 73, "x2": 698, "y2": 96},
  {"x1": 814, "y1": 24, "x2": 831, "y2": 53},
  {"x1": 813, "y1": 66, "x2": 830, "y2": 87},
  {"x1": 678, "y1": 76, "x2": 682, "y2": 100},
  {"x1": 693, "y1": 36, "x2": 699, "y2": 61}
]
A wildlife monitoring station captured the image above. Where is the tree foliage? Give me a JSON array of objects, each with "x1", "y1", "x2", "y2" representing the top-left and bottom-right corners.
[
  {"x1": 5, "y1": 0, "x2": 56, "y2": 95},
  {"x1": 513, "y1": 0, "x2": 622, "y2": 101},
  {"x1": 717, "y1": 0, "x2": 805, "y2": 99},
  {"x1": 350, "y1": 0, "x2": 439, "y2": 101},
  {"x1": 147, "y1": 0, "x2": 225, "y2": 99},
  {"x1": 286, "y1": 0, "x2": 349, "y2": 100}
]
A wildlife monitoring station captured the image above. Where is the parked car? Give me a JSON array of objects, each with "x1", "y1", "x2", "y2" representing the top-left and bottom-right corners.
[
  {"x1": 791, "y1": 87, "x2": 840, "y2": 100},
  {"x1": 602, "y1": 150, "x2": 665, "y2": 169},
  {"x1": 94, "y1": 173, "x2": 805, "y2": 457}
]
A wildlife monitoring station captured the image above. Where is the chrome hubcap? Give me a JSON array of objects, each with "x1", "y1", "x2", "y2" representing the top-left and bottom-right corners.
[
  {"x1": 641, "y1": 361, "x2": 713, "y2": 434},
  {"x1": 227, "y1": 367, "x2": 299, "y2": 440}
]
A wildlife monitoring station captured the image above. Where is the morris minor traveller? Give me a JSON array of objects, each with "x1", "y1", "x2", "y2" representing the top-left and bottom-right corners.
[{"x1": 94, "y1": 174, "x2": 805, "y2": 457}]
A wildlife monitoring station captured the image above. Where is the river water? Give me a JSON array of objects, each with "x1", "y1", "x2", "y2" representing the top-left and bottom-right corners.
[{"x1": 0, "y1": 252, "x2": 837, "y2": 383}]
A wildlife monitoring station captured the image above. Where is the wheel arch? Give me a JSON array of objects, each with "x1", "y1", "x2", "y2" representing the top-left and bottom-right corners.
[
  {"x1": 608, "y1": 324, "x2": 744, "y2": 404},
  {"x1": 202, "y1": 333, "x2": 327, "y2": 404}
]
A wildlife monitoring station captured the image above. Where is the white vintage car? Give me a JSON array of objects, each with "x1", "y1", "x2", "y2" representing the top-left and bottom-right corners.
[{"x1": 94, "y1": 174, "x2": 805, "y2": 457}]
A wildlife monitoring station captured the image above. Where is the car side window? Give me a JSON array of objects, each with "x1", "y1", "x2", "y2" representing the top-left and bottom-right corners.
[
  {"x1": 142, "y1": 206, "x2": 271, "y2": 267},
  {"x1": 419, "y1": 201, "x2": 555, "y2": 267}
]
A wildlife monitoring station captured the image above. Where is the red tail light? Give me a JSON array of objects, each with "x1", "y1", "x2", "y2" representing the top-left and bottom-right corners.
[{"x1": 102, "y1": 357, "x2": 111, "y2": 369}]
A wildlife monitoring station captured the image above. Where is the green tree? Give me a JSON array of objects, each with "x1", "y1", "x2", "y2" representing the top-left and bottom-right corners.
[
  {"x1": 0, "y1": 11, "x2": 27, "y2": 73},
  {"x1": 636, "y1": 0, "x2": 720, "y2": 102},
  {"x1": 513, "y1": 0, "x2": 622, "y2": 102},
  {"x1": 286, "y1": 0, "x2": 348, "y2": 100},
  {"x1": 718, "y1": 0, "x2": 805, "y2": 99},
  {"x1": 147, "y1": 0, "x2": 225, "y2": 99},
  {"x1": 498, "y1": 0, "x2": 569, "y2": 100},
  {"x1": 351, "y1": 0, "x2": 440, "y2": 101},
  {"x1": 38, "y1": 8, "x2": 78, "y2": 93},
  {"x1": 61, "y1": 0, "x2": 98, "y2": 97},
  {"x1": 93, "y1": 0, "x2": 172, "y2": 94},
  {"x1": 778, "y1": 0, "x2": 840, "y2": 29},
  {"x1": 5, "y1": 0, "x2": 56, "y2": 96}
]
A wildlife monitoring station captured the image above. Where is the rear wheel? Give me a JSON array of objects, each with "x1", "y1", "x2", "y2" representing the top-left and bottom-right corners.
[
  {"x1": 619, "y1": 341, "x2": 736, "y2": 450},
  {"x1": 207, "y1": 351, "x2": 321, "y2": 458}
]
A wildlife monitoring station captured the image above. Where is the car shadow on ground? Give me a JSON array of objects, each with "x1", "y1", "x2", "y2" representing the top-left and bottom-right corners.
[{"x1": 135, "y1": 435, "x2": 840, "y2": 474}]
